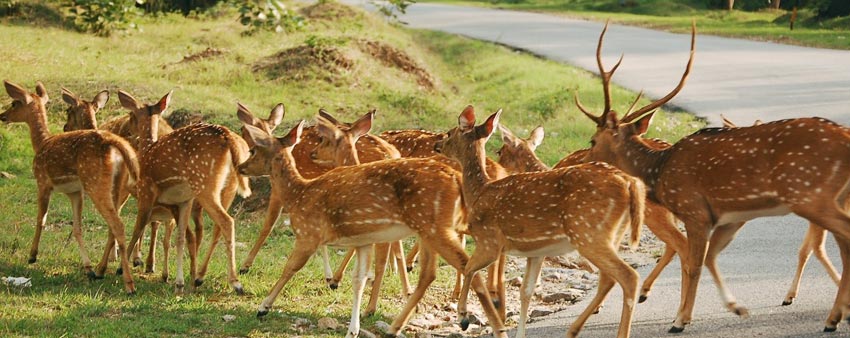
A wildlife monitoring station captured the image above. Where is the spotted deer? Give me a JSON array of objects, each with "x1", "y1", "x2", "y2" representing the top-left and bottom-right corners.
[
  {"x1": 720, "y1": 115, "x2": 840, "y2": 306},
  {"x1": 235, "y1": 104, "x2": 411, "y2": 314},
  {"x1": 235, "y1": 106, "x2": 401, "y2": 284},
  {"x1": 578, "y1": 21, "x2": 850, "y2": 333},
  {"x1": 1, "y1": 80, "x2": 139, "y2": 294},
  {"x1": 434, "y1": 106, "x2": 646, "y2": 338},
  {"x1": 497, "y1": 125, "x2": 689, "y2": 305},
  {"x1": 117, "y1": 90, "x2": 251, "y2": 294},
  {"x1": 60, "y1": 87, "x2": 193, "y2": 282},
  {"x1": 239, "y1": 121, "x2": 508, "y2": 338},
  {"x1": 380, "y1": 127, "x2": 510, "y2": 318}
]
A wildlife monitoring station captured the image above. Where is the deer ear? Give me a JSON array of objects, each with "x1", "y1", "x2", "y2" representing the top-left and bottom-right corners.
[
  {"x1": 316, "y1": 116, "x2": 342, "y2": 140},
  {"x1": 528, "y1": 126, "x2": 544, "y2": 150},
  {"x1": 720, "y1": 114, "x2": 736, "y2": 128},
  {"x1": 4, "y1": 80, "x2": 31, "y2": 104},
  {"x1": 61, "y1": 87, "x2": 79, "y2": 106},
  {"x1": 318, "y1": 108, "x2": 341, "y2": 126},
  {"x1": 631, "y1": 111, "x2": 655, "y2": 135},
  {"x1": 155, "y1": 90, "x2": 173, "y2": 114},
  {"x1": 92, "y1": 90, "x2": 109, "y2": 110},
  {"x1": 267, "y1": 103, "x2": 285, "y2": 130},
  {"x1": 35, "y1": 82, "x2": 48, "y2": 102},
  {"x1": 350, "y1": 110, "x2": 374, "y2": 140},
  {"x1": 278, "y1": 120, "x2": 304, "y2": 147},
  {"x1": 753, "y1": 119, "x2": 763, "y2": 126},
  {"x1": 458, "y1": 105, "x2": 476, "y2": 131},
  {"x1": 236, "y1": 102, "x2": 260, "y2": 126},
  {"x1": 476, "y1": 109, "x2": 501, "y2": 139},
  {"x1": 117, "y1": 90, "x2": 142, "y2": 111},
  {"x1": 499, "y1": 125, "x2": 518, "y2": 147},
  {"x1": 242, "y1": 123, "x2": 273, "y2": 149}
]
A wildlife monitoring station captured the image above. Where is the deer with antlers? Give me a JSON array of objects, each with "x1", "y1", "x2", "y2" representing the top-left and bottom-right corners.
[
  {"x1": 117, "y1": 90, "x2": 251, "y2": 294},
  {"x1": 497, "y1": 125, "x2": 689, "y2": 305},
  {"x1": 0, "y1": 80, "x2": 139, "y2": 293},
  {"x1": 235, "y1": 105, "x2": 410, "y2": 298},
  {"x1": 60, "y1": 87, "x2": 195, "y2": 282},
  {"x1": 577, "y1": 21, "x2": 850, "y2": 333},
  {"x1": 434, "y1": 105, "x2": 646, "y2": 338},
  {"x1": 720, "y1": 115, "x2": 840, "y2": 306},
  {"x1": 239, "y1": 117, "x2": 508, "y2": 338}
]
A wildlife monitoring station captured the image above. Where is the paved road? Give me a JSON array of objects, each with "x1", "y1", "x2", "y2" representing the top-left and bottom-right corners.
[
  {"x1": 338, "y1": 2, "x2": 850, "y2": 337},
  {"x1": 347, "y1": 1, "x2": 850, "y2": 127}
]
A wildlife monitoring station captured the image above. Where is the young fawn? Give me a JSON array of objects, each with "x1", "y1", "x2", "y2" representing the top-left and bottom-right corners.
[
  {"x1": 435, "y1": 106, "x2": 645, "y2": 338},
  {"x1": 117, "y1": 90, "x2": 251, "y2": 294},
  {"x1": 239, "y1": 120, "x2": 508, "y2": 338},
  {"x1": 579, "y1": 21, "x2": 850, "y2": 333},
  {"x1": 1, "y1": 80, "x2": 139, "y2": 294}
]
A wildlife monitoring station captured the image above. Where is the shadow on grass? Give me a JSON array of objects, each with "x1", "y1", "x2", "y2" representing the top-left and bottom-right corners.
[{"x1": 1, "y1": 2, "x2": 69, "y2": 31}]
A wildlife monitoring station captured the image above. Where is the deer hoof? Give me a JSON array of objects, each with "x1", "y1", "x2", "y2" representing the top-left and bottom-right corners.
[
  {"x1": 329, "y1": 281, "x2": 339, "y2": 290},
  {"x1": 824, "y1": 326, "x2": 837, "y2": 332},
  {"x1": 460, "y1": 317, "x2": 470, "y2": 331},
  {"x1": 116, "y1": 268, "x2": 123, "y2": 275},
  {"x1": 257, "y1": 310, "x2": 269, "y2": 318},
  {"x1": 127, "y1": 290, "x2": 136, "y2": 296},
  {"x1": 782, "y1": 298, "x2": 794, "y2": 306},
  {"x1": 133, "y1": 258, "x2": 143, "y2": 267},
  {"x1": 27, "y1": 257, "x2": 37, "y2": 264},
  {"x1": 668, "y1": 325, "x2": 685, "y2": 333},
  {"x1": 239, "y1": 267, "x2": 250, "y2": 275},
  {"x1": 86, "y1": 271, "x2": 101, "y2": 281},
  {"x1": 161, "y1": 275, "x2": 169, "y2": 283},
  {"x1": 194, "y1": 278, "x2": 204, "y2": 287},
  {"x1": 234, "y1": 285, "x2": 245, "y2": 296},
  {"x1": 733, "y1": 306, "x2": 749, "y2": 318}
]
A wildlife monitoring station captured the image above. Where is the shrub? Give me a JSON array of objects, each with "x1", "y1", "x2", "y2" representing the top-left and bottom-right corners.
[
  {"x1": 65, "y1": 0, "x2": 140, "y2": 36},
  {"x1": 237, "y1": 0, "x2": 305, "y2": 35}
]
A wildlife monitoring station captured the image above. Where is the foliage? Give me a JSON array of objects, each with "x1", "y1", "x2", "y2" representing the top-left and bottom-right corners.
[
  {"x1": 372, "y1": 0, "x2": 416, "y2": 23},
  {"x1": 65, "y1": 0, "x2": 140, "y2": 36},
  {"x1": 236, "y1": 0, "x2": 305, "y2": 35},
  {"x1": 135, "y1": 0, "x2": 223, "y2": 14},
  {"x1": 1, "y1": 0, "x2": 19, "y2": 16}
]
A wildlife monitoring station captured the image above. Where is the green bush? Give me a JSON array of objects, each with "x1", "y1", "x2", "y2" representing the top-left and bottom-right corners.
[
  {"x1": 237, "y1": 0, "x2": 305, "y2": 34},
  {"x1": 65, "y1": 0, "x2": 140, "y2": 36}
]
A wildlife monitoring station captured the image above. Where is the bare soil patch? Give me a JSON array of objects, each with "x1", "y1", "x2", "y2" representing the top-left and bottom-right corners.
[
  {"x1": 299, "y1": 1, "x2": 363, "y2": 22},
  {"x1": 358, "y1": 39, "x2": 437, "y2": 90},
  {"x1": 252, "y1": 45, "x2": 354, "y2": 83}
]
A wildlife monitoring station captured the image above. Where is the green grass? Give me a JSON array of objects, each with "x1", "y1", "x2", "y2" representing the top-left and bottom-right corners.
[
  {"x1": 0, "y1": 1, "x2": 702, "y2": 337},
  {"x1": 423, "y1": 0, "x2": 850, "y2": 50}
]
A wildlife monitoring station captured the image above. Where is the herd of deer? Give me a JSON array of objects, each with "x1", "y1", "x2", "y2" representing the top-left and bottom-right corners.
[{"x1": 3, "y1": 21, "x2": 850, "y2": 338}]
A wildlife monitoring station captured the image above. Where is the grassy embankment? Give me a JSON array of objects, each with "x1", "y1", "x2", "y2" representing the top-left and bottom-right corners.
[{"x1": 0, "y1": 1, "x2": 702, "y2": 336}]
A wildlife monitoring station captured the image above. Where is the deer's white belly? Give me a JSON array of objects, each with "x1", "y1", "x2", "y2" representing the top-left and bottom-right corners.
[
  {"x1": 507, "y1": 240, "x2": 575, "y2": 258},
  {"x1": 716, "y1": 205, "x2": 792, "y2": 225},
  {"x1": 328, "y1": 223, "x2": 414, "y2": 247}
]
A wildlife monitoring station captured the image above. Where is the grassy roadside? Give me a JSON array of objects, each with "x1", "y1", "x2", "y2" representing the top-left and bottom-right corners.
[
  {"x1": 423, "y1": 0, "x2": 850, "y2": 50},
  {"x1": 0, "y1": 1, "x2": 702, "y2": 337}
]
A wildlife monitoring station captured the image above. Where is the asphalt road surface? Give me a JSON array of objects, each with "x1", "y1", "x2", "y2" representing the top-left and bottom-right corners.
[{"x1": 342, "y1": 2, "x2": 850, "y2": 336}]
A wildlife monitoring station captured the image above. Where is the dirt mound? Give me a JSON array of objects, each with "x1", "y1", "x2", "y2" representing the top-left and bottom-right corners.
[
  {"x1": 252, "y1": 45, "x2": 354, "y2": 82},
  {"x1": 299, "y1": 1, "x2": 362, "y2": 21},
  {"x1": 179, "y1": 47, "x2": 227, "y2": 64},
  {"x1": 358, "y1": 40, "x2": 436, "y2": 90}
]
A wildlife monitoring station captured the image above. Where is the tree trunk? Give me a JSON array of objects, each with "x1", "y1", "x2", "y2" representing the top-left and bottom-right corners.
[
  {"x1": 727, "y1": 0, "x2": 734, "y2": 10},
  {"x1": 771, "y1": 0, "x2": 781, "y2": 9}
]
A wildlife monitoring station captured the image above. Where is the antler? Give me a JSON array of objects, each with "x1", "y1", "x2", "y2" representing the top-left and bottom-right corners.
[
  {"x1": 575, "y1": 20, "x2": 624, "y2": 125},
  {"x1": 622, "y1": 20, "x2": 696, "y2": 123},
  {"x1": 625, "y1": 90, "x2": 644, "y2": 116}
]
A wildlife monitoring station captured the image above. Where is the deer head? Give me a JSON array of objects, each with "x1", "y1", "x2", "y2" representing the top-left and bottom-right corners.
[
  {"x1": 238, "y1": 122, "x2": 302, "y2": 177},
  {"x1": 434, "y1": 105, "x2": 501, "y2": 164},
  {"x1": 236, "y1": 102, "x2": 284, "y2": 147},
  {"x1": 117, "y1": 90, "x2": 172, "y2": 145},
  {"x1": 496, "y1": 125, "x2": 545, "y2": 174},
  {"x1": 61, "y1": 87, "x2": 109, "y2": 132},
  {"x1": 578, "y1": 21, "x2": 695, "y2": 174},
  {"x1": 1, "y1": 80, "x2": 49, "y2": 124},
  {"x1": 311, "y1": 110, "x2": 374, "y2": 166}
]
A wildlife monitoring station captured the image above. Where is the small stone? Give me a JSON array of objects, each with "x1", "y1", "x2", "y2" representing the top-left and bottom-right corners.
[
  {"x1": 415, "y1": 333, "x2": 433, "y2": 338},
  {"x1": 0, "y1": 172, "x2": 15, "y2": 179},
  {"x1": 542, "y1": 272, "x2": 566, "y2": 282},
  {"x1": 530, "y1": 309, "x2": 553, "y2": 318},
  {"x1": 466, "y1": 312, "x2": 484, "y2": 325},
  {"x1": 442, "y1": 302, "x2": 457, "y2": 312},
  {"x1": 541, "y1": 289, "x2": 583, "y2": 303},
  {"x1": 508, "y1": 276, "x2": 523, "y2": 287},
  {"x1": 373, "y1": 320, "x2": 391, "y2": 333},
  {"x1": 317, "y1": 317, "x2": 338, "y2": 330},
  {"x1": 446, "y1": 334, "x2": 464, "y2": 338},
  {"x1": 222, "y1": 314, "x2": 236, "y2": 322},
  {"x1": 294, "y1": 317, "x2": 312, "y2": 327}
]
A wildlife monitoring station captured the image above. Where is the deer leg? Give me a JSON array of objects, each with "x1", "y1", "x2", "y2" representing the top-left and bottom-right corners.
[
  {"x1": 670, "y1": 221, "x2": 711, "y2": 333},
  {"x1": 89, "y1": 187, "x2": 136, "y2": 295},
  {"x1": 705, "y1": 221, "x2": 748, "y2": 317},
  {"x1": 145, "y1": 221, "x2": 160, "y2": 273},
  {"x1": 405, "y1": 240, "x2": 420, "y2": 272},
  {"x1": 172, "y1": 201, "x2": 193, "y2": 295},
  {"x1": 64, "y1": 192, "x2": 94, "y2": 276},
  {"x1": 198, "y1": 198, "x2": 243, "y2": 295},
  {"x1": 344, "y1": 245, "x2": 372, "y2": 338},
  {"x1": 160, "y1": 220, "x2": 175, "y2": 282},
  {"x1": 387, "y1": 244, "x2": 437, "y2": 336},
  {"x1": 365, "y1": 243, "x2": 391, "y2": 316},
  {"x1": 452, "y1": 234, "x2": 467, "y2": 300},
  {"x1": 568, "y1": 272, "x2": 617, "y2": 338},
  {"x1": 239, "y1": 196, "x2": 283, "y2": 274},
  {"x1": 640, "y1": 246, "x2": 676, "y2": 303},
  {"x1": 257, "y1": 240, "x2": 318, "y2": 316},
  {"x1": 640, "y1": 203, "x2": 687, "y2": 303},
  {"x1": 196, "y1": 222, "x2": 220, "y2": 287},
  {"x1": 574, "y1": 244, "x2": 639, "y2": 338},
  {"x1": 94, "y1": 231, "x2": 115, "y2": 278},
  {"x1": 28, "y1": 185, "x2": 52, "y2": 265},
  {"x1": 784, "y1": 223, "x2": 818, "y2": 306},
  {"x1": 391, "y1": 240, "x2": 412, "y2": 297},
  {"x1": 516, "y1": 256, "x2": 543, "y2": 338},
  {"x1": 321, "y1": 246, "x2": 333, "y2": 285},
  {"x1": 456, "y1": 240, "x2": 501, "y2": 331},
  {"x1": 810, "y1": 224, "x2": 840, "y2": 284},
  {"x1": 331, "y1": 248, "x2": 356, "y2": 290}
]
